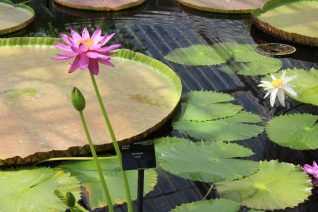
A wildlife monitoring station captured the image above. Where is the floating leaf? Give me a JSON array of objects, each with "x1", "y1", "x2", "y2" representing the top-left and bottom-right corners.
[
  {"x1": 173, "y1": 111, "x2": 264, "y2": 142},
  {"x1": 155, "y1": 137, "x2": 259, "y2": 182},
  {"x1": 217, "y1": 160, "x2": 312, "y2": 210},
  {"x1": 223, "y1": 43, "x2": 264, "y2": 62},
  {"x1": 164, "y1": 44, "x2": 230, "y2": 66},
  {"x1": 58, "y1": 158, "x2": 157, "y2": 209},
  {"x1": 262, "y1": 69, "x2": 318, "y2": 105},
  {"x1": 266, "y1": 114, "x2": 318, "y2": 150},
  {"x1": 186, "y1": 91, "x2": 235, "y2": 105},
  {"x1": 220, "y1": 57, "x2": 282, "y2": 76},
  {"x1": 0, "y1": 168, "x2": 81, "y2": 212},
  {"x1": 171, "y1": 199, "x2": 240, "y2": 212}
]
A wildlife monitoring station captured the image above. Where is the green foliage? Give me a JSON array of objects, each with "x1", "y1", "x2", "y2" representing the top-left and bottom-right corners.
[
  {"x1": 217, "y1": 160, "x2": 312, "y2": 210},
  {"x1": 155, "y1": 137, "x2": 258, "y2": 182},
  {"x1": 266, "y1": 114, "x2": 318, "y2": 150},
  {"x1": 0, "y1": 168, "x2": 81, "y2": 212},
  {"x1": 58, "y1": 158, "x2": 157, "y2": 209},
  {"x1": 171, "y1": 199, "x2": 241, "y2": 212}
]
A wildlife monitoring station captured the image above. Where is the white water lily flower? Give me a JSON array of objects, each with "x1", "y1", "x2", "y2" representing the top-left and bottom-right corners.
[{"x1": 258, "y1": 70, "x2": 297, "y2": 107}]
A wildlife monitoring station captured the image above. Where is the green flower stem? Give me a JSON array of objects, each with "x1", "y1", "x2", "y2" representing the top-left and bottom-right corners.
[
  {"x1": 79, "y1": 111, "x2": 114, "y2": 212},
  {"x1": 90, "y1": 73, "x2": 133, "y2": 212}
]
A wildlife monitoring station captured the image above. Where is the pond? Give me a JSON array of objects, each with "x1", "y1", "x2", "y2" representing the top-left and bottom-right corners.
[{"x1": 2, "y1": 0, "x2": 318, "y2": 211}]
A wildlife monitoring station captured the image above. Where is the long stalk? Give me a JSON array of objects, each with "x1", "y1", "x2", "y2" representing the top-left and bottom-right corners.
[
  {"x1": 90, "y1": 73, "x2": 133, "y2": 212},
  {"x1": 79, "y1": 111, "x2": 114, "y2": 212}
]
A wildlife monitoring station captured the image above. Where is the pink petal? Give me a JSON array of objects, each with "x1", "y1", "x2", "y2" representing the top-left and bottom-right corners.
[
  {"x1": 96, "y1": 44, "x2": 121, "y2": 53},
  {"x1": 92, "y1": 29, "x2": 102, "y2": 43},
  {"x1": 78, "y1": 54, "x2": 89, "y2": 69},
  {"x1": 86, "y1": 51, "x2": 99, "y2": 59},
  {"x1": 313, "y1": 161, "x2": 318, "y2": 168},
  {"x1": 70, "y1": 28, "x2": 82, "y2": 43},
  {"x1": 82, "y1": 28, "x2": 90, "y2": 40},
  {"x1": 53, "y1": 53, "x2": 77, "y2": 60},
  {"x1": 79, "y1": 43, "x2": 88, "y2": 52},
  {"x1": 54, "y1": 42, "x2": 72, "y2": 52},
  {"x1": 100, "y1": 33, "x2": 115, "y2": 46},
  {"x1": 68, "y1": 56, "x2": 80, "y2": 73},
  {"x1": 100, "y1": 59, "x2": 115, "y2": 67},
  {"x1": 88, "y1": 59, "x2": 99, "y2": 75},
  {"x1": 60, "y1": 34, "x2": 71, "y2": 45},
  {"x1": 71, "y1": 46, "x2": 81, "y2": 53}
]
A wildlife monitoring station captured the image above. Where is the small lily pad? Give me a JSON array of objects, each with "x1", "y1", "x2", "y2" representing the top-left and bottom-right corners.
[
  {"x1": 171, "y1": 199, "x2": 241, "y2": 212},
  {"x1": 266, "y1": 114, "x2": 318, "y2": 150},
  {"x1": 217, "y1": 160, "x2": 312, "y2": 210},
  {"x1": 155, "y1": 137, "x2": 259, "y2": 182}
]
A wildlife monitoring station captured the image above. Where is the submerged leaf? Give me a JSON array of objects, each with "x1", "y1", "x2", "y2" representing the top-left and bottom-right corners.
[
  {"x1": 155, "y1": 137, "x2": 259, "y2": 182},
  {"x1": 58, "y1": 158, "x2": 157, "y2": 209},
  {"x1": 217, "y1": 160, "x2": 312, "y2": 210},
  {"x1": 0, "y1": 168, "x2": 81, "y2": 212},
  {"x1": 171, "y1": 199, "x2": 240, "y2": 212},
  {"x1": 266, "y1": 114, "x2": 318, "y2": 150},
  {"x1": 174, "y1": 111, "x2": 264, "y2": 142}
]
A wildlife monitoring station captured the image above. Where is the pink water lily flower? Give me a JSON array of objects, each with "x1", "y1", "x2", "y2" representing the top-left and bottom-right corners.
[
  {"x1": 54, "y1": 28, "x2": 121, "y2": 75},
  {"x1": 302, "y1": 161, "x2": 318, "y2": 180}
]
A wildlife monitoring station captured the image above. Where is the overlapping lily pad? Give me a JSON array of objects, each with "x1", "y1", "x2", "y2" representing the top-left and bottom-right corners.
[
  {"x1": 155, "y1": 137, "x2": 259, "y2": 182},
  {"x1": 165, "y1": 43, "x2": 282, "y2": 76},
  {"x1": 252, "y1": 0, "x2": 318, "y2": 47},
  {"x1": 266, "y1": 114, "x2": 318, "y2": 150},
  {"x1": 171, "y1": 199, "x2": 240, "y2": 212},
  {"x1": 217, "y1": 160, "x2": 312, "y2": 210},
  {"x1": 0, "y1": 168, "x2": 81, "y2": 212},
  {"x1": 261, "y1": 68, "x2": 318, "y2": 105},
  {"x1": 0, "y1": 0, "x2": 35, "y2": 35},
  {"x1": 58, "y1": 158, "x2": 157, "y2": 209}
]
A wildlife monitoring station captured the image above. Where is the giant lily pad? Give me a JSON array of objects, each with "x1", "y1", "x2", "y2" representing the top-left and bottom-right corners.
[
  {"x1": 217, "y1": 160, "x2": 312, "y2": 210},
  {"x1": 266, "y1": 114, "x2": 318, "y2": 150},
  {"x1": 155, "y1": 137, "x2": 259, "y2": 182},
  {"x1": 261, "y1": 68, "x2": 318, "y2": 105},
  {"x1": 58, "y1": 158, "x2": 157, "y2": 209},
  {"x1": 54, "y1": 0, "x2": 145, "y2": 11},
  {"x1": 171, "y1": 199, "x2": 240, "y2": 212},
  {"x1": 252, "y1": 0, "x2": 318, "y2": 47},
  {"x1": 0, "y1": 0, "x2": 35, "y2": 35},
  {"x1": 0, "y1": 37, "x2": 181, "y2": 166},
  {"x1": 177, "y1": 0, "x2": 266, "y2": 14},
  {"x1": 0, "y1": 168, "x2": 81, "y2": 212}
]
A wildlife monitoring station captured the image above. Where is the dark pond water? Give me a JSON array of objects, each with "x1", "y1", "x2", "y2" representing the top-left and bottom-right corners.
[{"x1": 4, "y1": 0, "x2": 318, "y2": 211}]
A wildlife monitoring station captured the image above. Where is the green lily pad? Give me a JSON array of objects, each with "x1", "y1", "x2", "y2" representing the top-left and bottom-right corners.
[
  {"x1": 155, "y1": 137, "x2": 259, "y2": 182},
  {"x1": 266, "y1": 114, "x2": 318, "y2": 150},
  {"x1": 252, "y1": 0, "x2": 318, "y2": 47},
  {"x1": 58, "y1": 158, "x2": 157, "y2": 209},
  {"x1": 185, "y1": 91, "x2": 235, "y2": 105},
  {"x1": 262, "y1": 68, "x2": 318, "y2": 105},
  {"x1": 174, "y1": 111, "x2": 264, "y2": 142},
  {"x1": 220, "y1": 57, "x2": 282, "y2": 76},
  {"x1": 164, "y1": 44, "x2": 230, "y2": 66},
  {"x1": 217, "y1": 160, "x2": 312, "y2": 210},
  {"x1": 223, "y1": 43, "x2": 264, "y2": 62},
  {"x1": 0, "y1": 168, "x2": 81, "y2": 212},
  {"x1": 171, "y1": 199, "x2": 240, "y2": 212}
]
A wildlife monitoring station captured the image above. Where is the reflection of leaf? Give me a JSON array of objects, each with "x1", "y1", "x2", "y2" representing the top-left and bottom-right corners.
[
  {"x1": 171, "y1": 199, "x2": 240, "y2": 212},
  {"x1": 217, "y1": 160, "x2": 312, "y2": 210},
  {"x1": 4, "y1": 88, "x2": 37, "y2": 99},
  {"x1": 0, "y1": 168, "x2": 81, "y2": 212},
  {"x1": 220, "y1": 56, "x2": 282, "y2": 76},
  {"x1": 262, "y1": 69, "x2": 318, "y2": 105},
  {"x1": 155, "y1": 137, "x2": 259, "y2": 182},
  {"x1": 266, "y1": 114, "x2": 318, "y2": 150},
  {"x1": 58, "y1": 158, "x2": 157, "y2": 209},
  {"x1": 174, "y1": 111, "x2": 264, "y2": 142},
  {"x1": 164, "y1": 44, "x2": 230, "y2": 66}
]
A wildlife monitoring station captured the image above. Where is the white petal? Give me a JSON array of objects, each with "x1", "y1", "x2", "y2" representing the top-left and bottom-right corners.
[
  {"x1": 283, "y1": 85, "x2": 297, "y2": 96},
  {"x1": 271, "y1": 74, "x2": 276, "y2": 80},
  {"x1": 264, "y1": 91, "x2": 271, "y2": 99},
  {"x1": 270, "y1": 88, "x2": 278, "y2": 107},
  {"x1": 281, "y1": 70, "x2": 287, "y2": 79},
  {"x1": 277, "y1": 89, "x2": 285, "y2": 107},
  {"x1": 284, "y1": 75, "x2": 297, "y2": 84}
]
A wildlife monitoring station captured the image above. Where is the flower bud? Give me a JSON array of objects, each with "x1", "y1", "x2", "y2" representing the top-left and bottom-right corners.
[
  {"x1": 72, "y1": 87, "x2": 86, "y2": 111},
  {"x1": 65, "y1": 192, "x2": 76, "y2": 208}
]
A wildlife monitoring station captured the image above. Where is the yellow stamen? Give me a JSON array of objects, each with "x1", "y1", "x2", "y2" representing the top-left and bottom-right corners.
[
  {"x1": 271, "y1": 79, "x2": 283, "y2": 88},
  {"x1": 77, "y1": 38, "x2": 94, "y2": 48}
]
